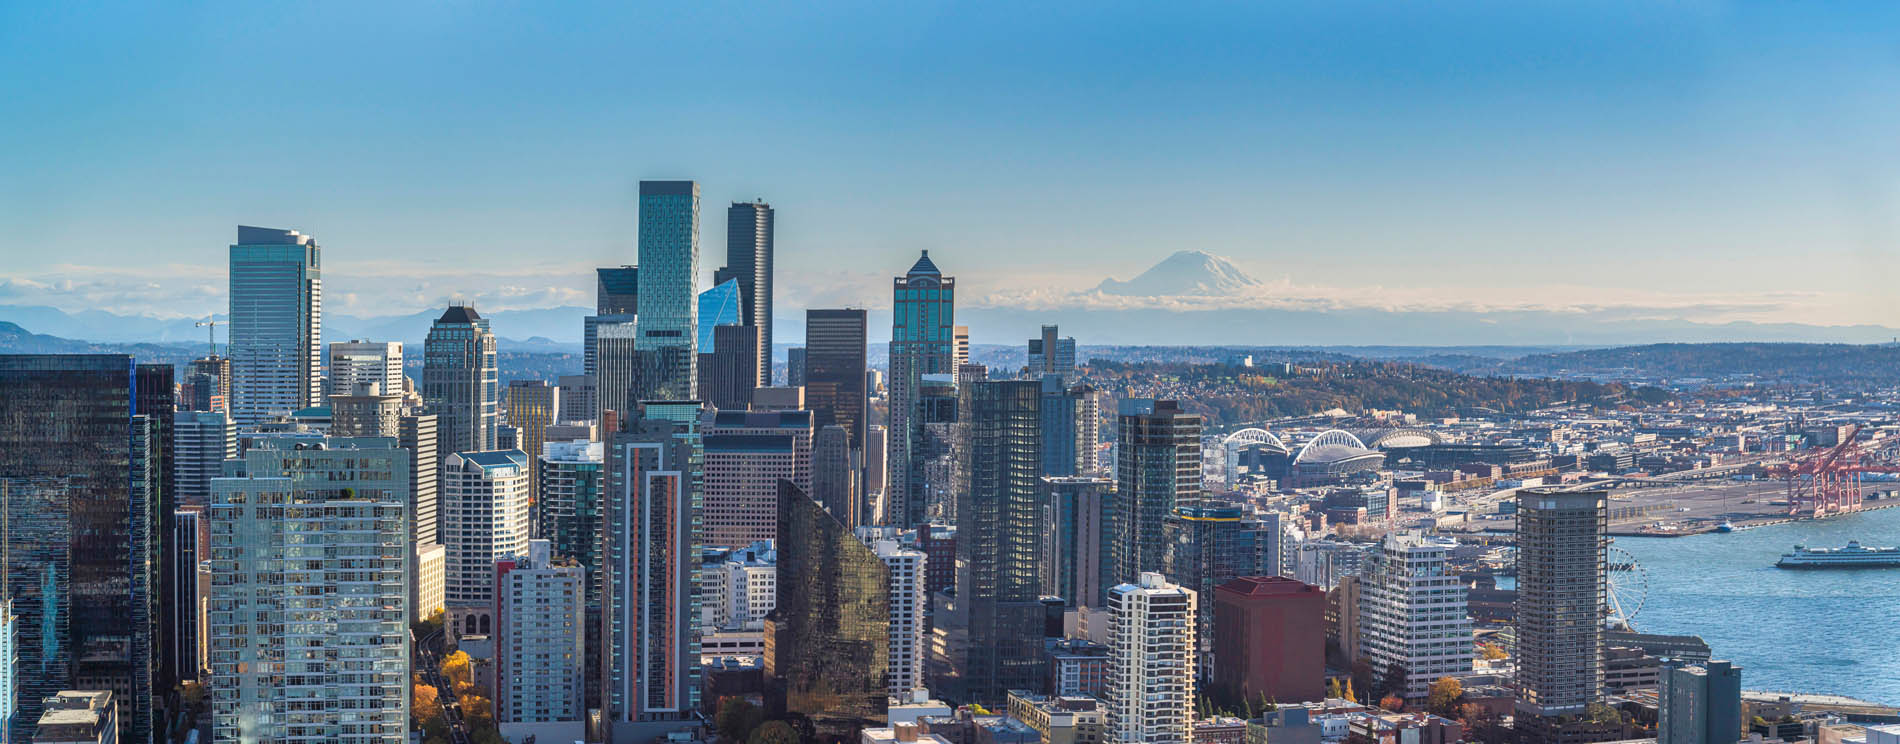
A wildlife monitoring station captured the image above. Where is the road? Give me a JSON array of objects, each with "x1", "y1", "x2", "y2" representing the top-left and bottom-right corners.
[{"x1": 414, "y1": 628, "x2": 473, "y2": 744}]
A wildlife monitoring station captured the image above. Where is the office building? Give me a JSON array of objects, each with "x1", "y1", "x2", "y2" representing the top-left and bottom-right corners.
[
  {"x1": 558, "y1": 374, "x2": 599, "y2": 425},
  {"x1": 806, "y1": 309, "x2": 869, "y2": 451},
  {"x1": 766, "y1": 483, "x2": 890, "y2": 736},
  {"x1": 1358, "y1": 534, "x2": 1473, "y2": 700},
  {"x1": 787, "y1": 347, "x2": 806, "y2": 388},
  {"x1": 173, "y1": 411, "x2": 235, "y2": 506},
  {"x1": 1048, "y1": 639, "x2": 1111, "y2": 699},
  {"x1": 887, "y1": 251, "x2": 956, "y2": 528},
  {"x1": 1073, "y1": 385, "x2": 1101, "y2": 474},
  {"x1": 1659, "y1": 660, "x2": 1742, "y2": 744},
  {"x1": 912, "y1": 376, "x2": 960, "y2": 524},
  {"x1": 941, "y1": 379, "x2": 1044, "y2": 706},
  {"x1": 182, "y1": 356, "x2": 231, "y2": 413},
  {"x1": 0, "y1": 599, "x2": 14, "y2": 739},
  {"x1": 207, "y1": 436, "x2": 409, "y2": 744},
  {"x1": 633, "y1": 180, "x2": 700, "y2": 401},
  {"x1": 603, "y1": 416, "x2": 702, "y2": 736},
  {"x1": 702, "y1": 324, "x2": 761, "y2": 411},
  {"x1": 701, "y1": 542, "x2": 776, "y2": 639},
  {"x1": 228, "y1": 225, "x2": 322, "y2": 426},
  {"x1": 496, "y1": 540, "x2": 587, "y2": 742},
  {"x1": 1212, "y1": 576, "x2": 1325, "y2": 705},
  {"x1": 326, "y1": 340, "x2": 402, "y2": 398},
  {"x1": 1514, "y1": 489, "x2": 1609, "y2": 720},
  {"x1": 1027, "y1": 325, "x2": 1077, "y2": 383},
  {"x1": 1043, "y1": 476, "x2": 1115, "y2": 609},
  {"x1": 1162, "y1": 500, "x2": 1280, "y2": 676},
  {"x1": 587, "y1": 265, "x2": 639, "y2": 377},
  {"x1": 596, "y1": 318, "x2": 641, "y2": 427},
  {"x1": 719, "y1": 199, "x2": 774, "y2": 387},
  {"x1": 442, "y1": 450, "x2": 531, "y2": 640},
  {"x1": 329, "y1": 381, "x2": 403, "y2": 438},
  {"x1": 424, "y1": 305, "x2": 500, "y2": 455},
  {"x1": 398, "y1": 412, "x2": 441, "y2": 546},
  {"x1": 171, "y1": 506, "x2": 210, "y2": 685},
  {"x1": 416, "y1": 543, "x2": 446, "y2": 620},
  {"x1": 866, "y1": 425, "x2": 888, "y2": 504},
  {"x1": 703, "y1": 423, "x2": 799, "y2": 547},
  {"x1": 0, "y1": 355, "x2": 162, "y2": 744},
  {"x1": 953, "y1": 326, "x2": 970, "y2": 369},
  {"x1": 538, "y1": 440, "x2": 607, "y2": 600},
  {"x1": 1104, "y1": 573, "x2": 1196, "y2": 744},
  {"x1": 1039, "y1": 377, "x2": 1090, "y2": 478},
  {"x1": 1115, "y1": 399, "x2": 1202, "y2": 585},
  {"x1": 505, "y1": 380, "x2": 561, "y2": 507},
  {"x1": 698, "y1": 278, "x2": 742, "y2": 350},
  {"x1": 813, "y1": 424, "x2": 860, "y2": 529},
  {"x1": 32, "y1": 691, "x2": 115, "y2": 744}
]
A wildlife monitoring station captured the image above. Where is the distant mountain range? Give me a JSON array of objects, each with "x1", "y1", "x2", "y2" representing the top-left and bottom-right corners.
[{"x1": 0, "y1": 304, "x2": 589, "y2": 351}]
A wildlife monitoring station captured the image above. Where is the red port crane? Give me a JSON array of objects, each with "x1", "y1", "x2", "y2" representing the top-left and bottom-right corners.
[{"x1": 1764, "y1": 425, "x2": 1900, "y2": 518}]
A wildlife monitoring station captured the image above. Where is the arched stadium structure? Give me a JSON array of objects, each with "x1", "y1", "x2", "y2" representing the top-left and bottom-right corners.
[
  {"x1": 1288, "y1": 429, "x2": 1387, "y2": 485},
  {"x1": 1222, "y1": 428, "x2": 1290, "y2": 487}
]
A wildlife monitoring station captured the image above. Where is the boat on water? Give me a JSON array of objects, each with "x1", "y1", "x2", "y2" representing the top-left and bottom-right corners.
[
  {"x1": 1775, "y1": 541, "x2": 1900, "y2": 569},
  {"x1": 1716, "y1": 521, "x2": 1736, "y2": 533}
]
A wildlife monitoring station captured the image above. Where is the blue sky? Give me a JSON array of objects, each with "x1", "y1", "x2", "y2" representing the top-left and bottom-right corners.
[{"x1": 4, "y1": 2, "x2": 1900, "y2": 327}]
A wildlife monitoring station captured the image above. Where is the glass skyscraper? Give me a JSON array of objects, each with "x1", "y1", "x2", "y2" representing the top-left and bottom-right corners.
[
  {"x1": 424, "y1": 305, "x2": 499, "y2": 455},
  {"x1": 717, "y1": 200, "x2": 773, "y2": 387},
  {"x1": 887, "y1": 251, "x2": 955, "y2": 528},
  {"x1": 696, "y1": 278, "x2": 742, "y2": 351},
  {"x1": 0, "y1": 355, "x2": 164, "y2": 744},
  {"x1": 1115, "y1": 399, "x2": 1202, "y2": 586},
  {"x1": 634, "y1": 180, "x2": 700, "y2": 401},
  {"x1": 228, "y1": 225, "x2": 322, "y2": 426},
  {"x1": 765, "y1": 481, "x2": 890, "y2": 737},
  {"x1": 804, "y1": 308, "x2": 868, "y2": 451}
]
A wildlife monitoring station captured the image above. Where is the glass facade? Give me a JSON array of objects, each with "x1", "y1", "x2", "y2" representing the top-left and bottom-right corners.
[
  {"x1": 423, "y1": 305, "x2": 499, "y2": 455},
  {"x1": 953, "y1": 379, "x2": 1047, "y2": 706},
  {"x1": 0, "y1": 355, "x2": 160, "y2": 744},
  {"x1": 721, "y1": 200, "x2": 774, "y2": 387},
  {"x1": 1115, "y1": 399, "x2": 1203, "y2": 586},
  {"x1": 767, "y1": 482, "x2": 890, "y2": 736},
  {"x1": 228, "y1": 226, "x2": 322, "y2": 426},
  {"x1": 634, "y1": 180, "x2": 700, "y2": 400},
  {"x1": 696, "y1": 278, "x2": 742, "y2": 351},
  {"x1": 605, "y1": 416, "x2": 702, "y2": 723},
  {"x1": 805, "y1": 309, "x2": 868, "y2": 451},
  {"x1": 887, "y1": 252, "x2": 955, "y2": 528}
]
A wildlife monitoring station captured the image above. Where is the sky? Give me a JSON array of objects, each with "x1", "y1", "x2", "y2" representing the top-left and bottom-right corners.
[{"x1": 5, "y1": 2, "x2": 1900, "y2": 330}]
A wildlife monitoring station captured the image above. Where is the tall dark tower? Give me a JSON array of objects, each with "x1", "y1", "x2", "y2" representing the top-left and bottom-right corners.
[{"x1": 719, "y1": 200, "x2": 774, "y2": 388}]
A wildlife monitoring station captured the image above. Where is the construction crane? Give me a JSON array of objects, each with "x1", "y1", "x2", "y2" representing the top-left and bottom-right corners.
[
  {"x1": 1764, "y1": 424, "x2": 1900, "y2": 518},
  {"x1": 195, "y1": 316, "x2": 220, "y2": 357}
]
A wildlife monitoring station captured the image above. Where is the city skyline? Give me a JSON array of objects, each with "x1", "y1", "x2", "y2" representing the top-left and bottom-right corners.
[{"x1": 7, "y1": 4, "x2": 1900, "y2": 337}]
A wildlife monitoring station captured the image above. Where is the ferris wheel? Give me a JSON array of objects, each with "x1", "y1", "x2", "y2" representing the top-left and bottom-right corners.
[{"x1": 1605, "y1": 544, "x2": 1648, "y2": 630}]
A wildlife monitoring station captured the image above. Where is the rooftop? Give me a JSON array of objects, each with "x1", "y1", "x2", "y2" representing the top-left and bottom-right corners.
[
  {"x1": 1216, "y1": 575, "x2": 1324, "y2": 598},
  {"x1": 437, "y1": 304, "x2": 483, "y2": 324}
]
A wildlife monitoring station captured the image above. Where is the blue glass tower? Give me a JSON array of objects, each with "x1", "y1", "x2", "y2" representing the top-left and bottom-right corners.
[
  {"x1": 634, "y1": 180, "x2": 700, "y2": 401},
  {"x1": 696, "y1": 278, "x2": 742, "y2": 351},
  {"x1": 424, "y1": 305, "x2": 499, "y2": 454},
  {"x1": 887, "y1": 251, "x2": 955, "y2": 527},
  {"x1": 228, "y1": 225, "x2": 321, "y2": 427}
]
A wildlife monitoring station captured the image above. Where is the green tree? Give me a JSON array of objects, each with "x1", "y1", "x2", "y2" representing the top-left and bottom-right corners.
[
  {"x1": 749, "y1": 721, "x2": 800, "y2": 744},
  {"x1": 1426, "y1": 677, "x2": 1463, "y2": 718},
  {"x1": 714, "y1": 697, "x2": 764, "y2": 743}
]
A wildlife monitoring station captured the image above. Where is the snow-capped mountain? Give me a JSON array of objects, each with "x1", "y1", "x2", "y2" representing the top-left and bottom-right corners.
[{"x1": 1094, "y1": 250, "x2": 1263, "y2": 296}]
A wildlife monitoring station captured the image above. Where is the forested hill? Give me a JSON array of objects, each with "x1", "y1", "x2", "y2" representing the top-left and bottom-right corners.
[
  {"x1": 1448, "y1": 343, "x2": 1900, "y2": 386},
  {"x1": 1084, "y1": 359, "x2": 1669, "y2": 427}
]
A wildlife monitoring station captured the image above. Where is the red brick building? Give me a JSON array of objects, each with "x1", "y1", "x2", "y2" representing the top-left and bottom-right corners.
[{"x1": 1212, "y1": 576, "x2": 1326, "y2": 704}]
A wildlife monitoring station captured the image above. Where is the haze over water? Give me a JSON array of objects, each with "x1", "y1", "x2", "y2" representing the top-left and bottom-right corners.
[{"x1": 1619, "y1": 506, "x2": 1900, "y2": 704}]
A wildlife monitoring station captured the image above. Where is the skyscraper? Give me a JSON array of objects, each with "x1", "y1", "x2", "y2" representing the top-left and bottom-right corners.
[
  {"x1": 557, "y1": 374, "x2": 599, "y2": 425},
  {"x1": 1039, "y1": 376, "x2": 1088, "y2": 478},
  {"x1": 1163, "y1": 499, "x2": 1280, "y2": 677},
  {"x1": 398, "y1": 411, "x2": 441, "y2": 545},
  {"x1": 326, "y1": 340, "x2": 403, "y2": 398},
  {"x1": 505, "y1": 380, "x2": 561, "y2": 508},
  {"x1": 702, "y1": 424, "x2": 798, "y2": 547},
  {"x1": 604, "y1": 415, "x2": 702, "y2": 734},
  {"x1": 173, "y1": 410, "x2": 236, "y2": 506},
  {"x1": 595, "y1": 318, "x2": 641, "y2": 428},
  {"x1": 207, "y1": 436, "x2": 410, "y2": 744},
  {"x1": 697, "y1": 278, "x2": 742, "y2": 350},
  {"x1": 1115, "y1": 399, "x2": 1201, "y2": 585},
  {"x1": 172, "y1": 505, "x2": 211, "y2": 686},
  {"x1": 424, "y1": 305, "x2": 499, "y2": 454},
  {"x1": 228, "y1": 225, "x2": 322, "y2": 426},
  {"x1": 719, "y1": 200, "x2": 774, "y2": 387},
  {"x1": 537, "y1": 438, "x2": 608, "y2": 711},
  {"x1": 1026, "y1": 324, "x2": 1076, "y2": 383},
  {"x1": 786, "y1": 347, "x2": 806, "y2": 388},
  {"x1": 765, "y1": 482, "x2": 890, "y2": 737},
  {"x1": 586, "y1": 266, "x2": 639, "y2": 379},
  {"x1": 870, "y1": 535, "x2": 927, "y2": 698},
  {"x1": 805, "y1": 309, "x2": 868, "y2": 450},
  {"x1": 888, "y1": 251, "x2": 956, "y2": 528},
  {"x1": 939, "y1": 379, "x2": 1044, "y2": 706},
  {"x1": 1358, "y1": 534, "x2": 1473, "y2": 700},
  {"x1": 442, "y1": 450, "x2": 531, "y2": 640},
  {"x1": 1211, "y1": 576, "x2": 1326, "y2": 705},
  {"x1": 1104, "y1": 573, "x2": 1196, "y2": 744},
  {"x1": 182, "y1": 355, "x2": 231, "y2": 413},
  {"x1": 702, "y1": 324, "x2": 761, "y2": 411},
  {"x1": 0, "y1": 355, "x2": 163, "y2": 744},
  {"x1": 811, "y1": 424, "x2": 860, "y2": 530},
  {"x1": 1043, "y1": 476, "x2": 1116, "y2": 609},
  {"x1": 1514, "y1": 488, "x2": 1609, "y2": 723},
  {"x1": 634, "y1": 180, "x2": 700, "y2": 401}
]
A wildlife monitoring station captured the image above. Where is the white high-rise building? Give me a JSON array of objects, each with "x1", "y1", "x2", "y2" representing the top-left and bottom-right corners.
[
  {"x1": 442, "y1": 450, "x2": 531, "y2": 639},
  {"x1": 207, "y1": 436, "x2": 409, "y2": 744},
  {"x1": 497, "y1": 540, "x2": 586, "y2": 740},
  {"x1": 327, "y1": 340, "x2": 403, "y2": 399},
  {"x1": 1105, "y1": 573, "x2": 1196, "y2": 744},
  {"x1": 703, "y1": 426, "x2": 798, "y2": 547},
  {"x1": 172, "y1": 411, "x2": 235, "y2": 506},
  {"x1": 873, "y1": 537, "x2": 926, "y2": 697},
  {"x1": 228, "y1": 225, "x2": 322, "y2": 426},
  {"x1": 1357, "y1": 534, "x2": 1474, "y2": 700}
]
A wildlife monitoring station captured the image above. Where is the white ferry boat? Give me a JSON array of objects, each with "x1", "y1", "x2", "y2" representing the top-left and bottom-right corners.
[{"x1": 1775, "y1": 541, "x2": 1900, "y2": 569}]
